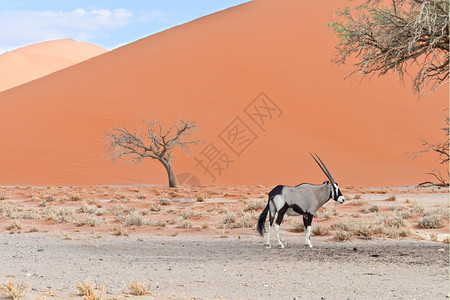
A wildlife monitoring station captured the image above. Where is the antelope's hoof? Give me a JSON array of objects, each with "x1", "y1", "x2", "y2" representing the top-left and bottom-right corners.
[
  {"x1": 265, "y1": 244, "x2": 271, "y2": 249},
  {"x1": 278, "y1": 244, "x2": 285, "y2": 249}
]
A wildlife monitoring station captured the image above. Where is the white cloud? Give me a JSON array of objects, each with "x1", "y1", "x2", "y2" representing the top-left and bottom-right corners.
[
  {"x1": 0, "y1": 7, "x2": 132, "y2": 52},
  {"x1": 138, "y1": 9, "x2": 172, "y2": 23}
]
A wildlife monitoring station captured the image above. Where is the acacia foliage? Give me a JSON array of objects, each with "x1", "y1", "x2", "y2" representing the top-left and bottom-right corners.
[{"x1": 328, "y1": 0, "x2": 449, "y2": 96}]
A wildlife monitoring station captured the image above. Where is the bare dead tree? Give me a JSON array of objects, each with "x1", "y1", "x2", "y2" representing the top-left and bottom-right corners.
[
  {"x1": 107, "y1": 117, "x2": 200, "y2": 188},
  {"x1": 409, "y1": 116, "x2": 449, "y2": 186},
  {"x1": 328, "y1": 0, "x2": 449, "y2": 96}
]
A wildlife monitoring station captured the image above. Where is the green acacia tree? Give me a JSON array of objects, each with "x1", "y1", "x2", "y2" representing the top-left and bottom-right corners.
[{"x1": 328, "y1": 0, "x2": 449, "y2": 185}]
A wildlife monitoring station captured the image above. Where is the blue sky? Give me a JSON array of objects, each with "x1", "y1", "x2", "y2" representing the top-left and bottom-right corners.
[{"x1": 0, "y1": 0, "x2": 250, "y2": 53}]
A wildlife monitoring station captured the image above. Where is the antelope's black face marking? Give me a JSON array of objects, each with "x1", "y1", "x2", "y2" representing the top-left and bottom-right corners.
[{"x1": 333, "y1": 182, "x2": 345, "y2": 204}]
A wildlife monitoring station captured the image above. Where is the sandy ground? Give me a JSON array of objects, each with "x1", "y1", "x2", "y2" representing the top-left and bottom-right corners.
[
  {"x1": 0, "y1": 185, "x2": 449, "y2": 299},
  {"x1": 1, "y1": 234, "x2": 448, "y2": 300}
]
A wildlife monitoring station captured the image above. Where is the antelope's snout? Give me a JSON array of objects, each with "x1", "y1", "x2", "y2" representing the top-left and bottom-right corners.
[{"x1": 337, "y1": 196, "x2": 345, "y2": 204}]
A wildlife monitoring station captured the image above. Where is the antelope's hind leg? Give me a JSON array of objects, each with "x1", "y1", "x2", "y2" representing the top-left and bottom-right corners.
[
  {"x1": 265, "y1": 202, "x2": 276, "y2": 248},
  {"x1": 274, "y1": 205, "x2": 288, "y2": 249}
]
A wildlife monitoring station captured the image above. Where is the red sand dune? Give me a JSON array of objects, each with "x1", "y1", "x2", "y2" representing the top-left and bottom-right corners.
[
  {"x1": 0, "y1": 39, "x2": 107, "y2": 92},
  {"x1": 0, "y1": 0, "x2": 447, "y2": 187}
]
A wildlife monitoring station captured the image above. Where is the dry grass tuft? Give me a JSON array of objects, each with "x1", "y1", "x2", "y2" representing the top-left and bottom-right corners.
[
  {"x1": 75, "y1": 278, "x2": 105, "y2": 300},
  {"x1": 125, "y1": 280, "x2": 152, "y2": 296},
  {"x1": 6, "y1": 220, "x2": 22, "y2": 233},
  {"x1": 111, "y1": 225, "x2": 129, "y2": 236},
  {"x1": 0, "y1": 280, "x2": 29, "y2": 300}
]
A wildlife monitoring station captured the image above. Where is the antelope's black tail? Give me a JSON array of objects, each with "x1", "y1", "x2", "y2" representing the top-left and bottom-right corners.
[{"x1": 257, "y1": 200, "x2": 270, "y2": 236}]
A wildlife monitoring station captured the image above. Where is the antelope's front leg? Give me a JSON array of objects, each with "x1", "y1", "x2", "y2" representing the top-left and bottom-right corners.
[
  {"x1": 303, "y1": 214, "x2": 313, "y2": 248},
  {"x1": 305, "y1": 226, "x2": 312, "y2": 248}
]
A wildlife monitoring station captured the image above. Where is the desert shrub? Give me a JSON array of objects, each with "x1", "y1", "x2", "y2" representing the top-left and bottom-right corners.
[
  {"x1": 150, "y1": 203, "x2": 161, "y2": 212},
  {"x1": 181, "y1": 209, "x2": 194, "y2": 220},
  {"x1": 136, "y1": 194, "x2": 146, "y2": 200},
  {"x1": 350, "y1": 199, "x2": 367, "y2": 206},
  {"x1": 374, "y1": 213, "x2": 412, "y2": 238},
  {"x1": 125, "y1": 211, "x2": 146, "y2": 226},
  {"x1": 387, "y1": 195, "x2": 396, "y2": 201},
  {"x1": 149, "y1": 219, "x2": 166, "y2": 227},
  {"x1": 69, "y1": 193, "x2": 82, "y2": 201},
  {"x1": 335, "y1": 230, "x2": 352, "y2": 242},
  {"x1": 177, "y1": 219, "x2": 193, "y2": 228},
  {"x1": 422, "y1": 207, "x2": 448, "y2": 219},
  {"x1": 397, "y1": 211, "x2": 413, "y2": 219},
  {"x1": 384, "y1": 226, "x2": 411, "y2": 238},
  {"x1": 235, "y1": 211, "x2": 256, "y2": 228},
  {"x1": 77, "y1": 203, "x2": 98, "y2": 215},
  {"x1": 245, "y1": 199, "x2": 266, "y2": 211},
  {"x1": 196, "y1": 194, "x2": 207, "y2": 202},
  {"x1": 389, "y1": 205, "x2": 403, "y2": 212},
  {"x1": 293, "y1": 221, "x2": 305, "y2": 233},
  {"x1": 0, "y1": 280, "x2": 29, "y2": 300},
  {"x1": 0, "y1": 205, "x2": 21, "y2": 219},
  {"x1": 418, "y1": 215, "x2": 444, "y2": 229},
  {"x1": 221, "y1": 212, "x2": 237, "y2": 228},
  {"x1": 332, "y1": 219, "x2": 355, "y2": 232},
  {"x1": 46, "y1": 207, "x2": 75, "y2": 223},
  {"x1": 240, "y1": 194, "x2": 249, "y2": 200},
  {"x1": 22, "y1": 208, "x2": 41, "y2": 220},
  {"x1": 312, "y1": 224, "x2": 329, "y2": 236},
  {"x1": 369, "y1": 205, "x2": 379, "y2": 213},
  {"x1": 44, "y1": 195, "x2": 56, "y2": 202},
  {"x1": 75, "y1": 215, "x2": 102, "y2": 227},
  {"x1": 159, "y1": 198, "x2": 172, "y2": 205},
  {"x1": 332, "y1": 214, "x2": 411, "y2": 239},
  {"x1": 354, "y1": 222, "x2": 372, "y2": 239},
  {"x1": 410, "y1": 205, "x2": 425, "y2": 214}
]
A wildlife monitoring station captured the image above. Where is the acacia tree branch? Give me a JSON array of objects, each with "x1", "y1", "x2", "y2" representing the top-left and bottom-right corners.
[{"x1": 328, "y1": 0, "x2": 449, "y2": 96}]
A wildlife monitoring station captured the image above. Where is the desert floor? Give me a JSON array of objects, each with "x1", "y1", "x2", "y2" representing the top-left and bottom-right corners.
[{"x1": 0, "y1": 184, "x2": 448, "y2": 299}]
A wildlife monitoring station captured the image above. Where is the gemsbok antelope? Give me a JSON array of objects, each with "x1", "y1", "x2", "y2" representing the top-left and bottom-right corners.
[{"x1": 257, "y1": 153, "x2": 345, "y2": 248}]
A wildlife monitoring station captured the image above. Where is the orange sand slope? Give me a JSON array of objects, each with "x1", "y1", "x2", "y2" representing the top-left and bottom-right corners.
[
  {"x1": 0, "y1": 39, "x2": 107, "y2": 92},
  {"x1": 0, "y1": 0, "x2": 447, "y2": 187}
]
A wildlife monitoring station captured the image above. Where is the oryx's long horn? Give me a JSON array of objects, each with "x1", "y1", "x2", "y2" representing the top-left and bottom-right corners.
[{"x1": 310, "y1": 153, "x2": 336, "y2": 184}]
